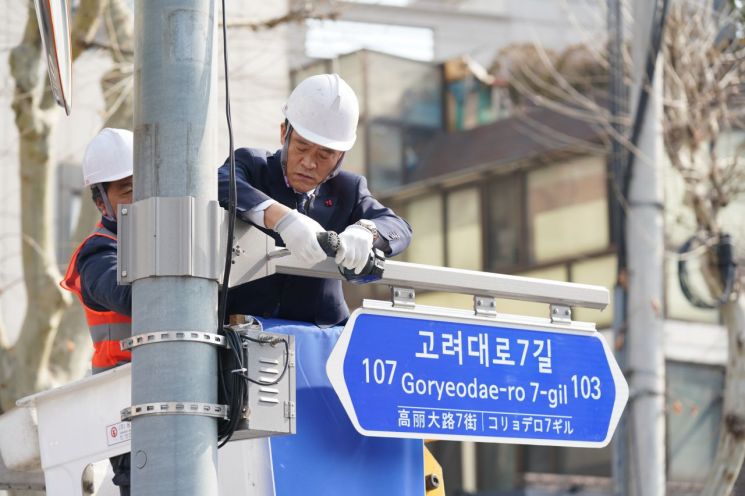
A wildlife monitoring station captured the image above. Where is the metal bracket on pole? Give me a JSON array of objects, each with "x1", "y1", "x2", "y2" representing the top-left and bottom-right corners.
[
  {"x1": 120, "y1": 331, "x2": 226, "y2": 351},
  {"x1": 474, "y1": 295, "x2": 497, "y2": 317},
  {"x1": 121, "y1": 402, "x2": 229, "y2": 421},
  {"x1": 117, "y1": 197, "x2": 225, "y2": 284},
  {"x1": 550, "y1": 304, "x2": 572, "y2": 324},
  {"x1": 391, "y1": 287, "x2": 415, "y2": 308}
]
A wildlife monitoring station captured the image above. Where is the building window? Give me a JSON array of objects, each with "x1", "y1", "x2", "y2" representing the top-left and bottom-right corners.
[
  {"x1": 367, "y1": 122, "x2": 404, "y2": 191},
  {"x1": 528, "y1": 156, "x2": 609, "y2": 263},
  {"x1": 404, "y1": 193, "x2": 444, "y2": 266},
  {"x1": 667, "y1": 361, "x2": 723, "y2": 482},
  {"x1": 446, "y1": 187, "x2": 482, "y2": 270},
  {"x1": 363, "y1": 51, "x2": 443, "y2": 191},
  {"x1": 486, "y1": 173, "x2": 524, "y2": 270}
]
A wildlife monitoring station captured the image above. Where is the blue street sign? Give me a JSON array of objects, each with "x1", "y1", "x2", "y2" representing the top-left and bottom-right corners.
[{"x1": 327, "y1": 306, "x2": 628, "y2": 447}]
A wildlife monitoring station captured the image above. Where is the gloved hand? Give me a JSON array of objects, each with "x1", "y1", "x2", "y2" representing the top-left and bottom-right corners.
[
  {"x1": 335, "y1": 224, "x2": 374, "y2": 274},
  {"x1": 274, "y1": 210, "x2": 327, "y2": 266}
]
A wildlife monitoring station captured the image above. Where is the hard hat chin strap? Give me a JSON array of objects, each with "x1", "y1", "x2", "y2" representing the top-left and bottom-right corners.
[
  {"x1": 96, "y1": 183, "x2": 117, "y2": 222},
  {"x1": 280, "y1": 122, "x2": 293, "y2": 176},
  {"x1": 280, "y1": 121, "x2": 346, "y2": 185}
]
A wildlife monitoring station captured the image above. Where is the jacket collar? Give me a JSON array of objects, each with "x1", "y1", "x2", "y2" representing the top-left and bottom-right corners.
[{"x1": 101, "y1": 215, "x2": 118, "y2": 235}]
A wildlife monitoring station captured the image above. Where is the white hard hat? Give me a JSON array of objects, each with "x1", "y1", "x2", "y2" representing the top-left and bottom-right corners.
[
  {"x1": 82, "y1": 128, "x2": 133, "y2": 186},
  {"x1": 282, "y1": 74, "x2": 359, "y2": 152}
]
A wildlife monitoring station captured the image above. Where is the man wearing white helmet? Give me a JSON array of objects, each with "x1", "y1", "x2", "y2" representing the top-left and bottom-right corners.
[
  {"x1": 218, "y1": 74, "x2": 412, "y2": 326},
  {"x1": 60, "y1": 128, "x2": 133, "y2": 494}
]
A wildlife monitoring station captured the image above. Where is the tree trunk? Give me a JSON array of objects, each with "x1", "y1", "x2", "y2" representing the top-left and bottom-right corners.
[
  {"x1": 701, "y1": 296, "x2": 745, "y2": 496},
  {"x1": 0, "y1": 0, "x2": 108, "y2": 411},
  {"x1": 48, "y1": 201, "x2": 98, "y2": 382},
  {"x1": 0, "y1": 7, "x2": 68, "y2": 413},
  {"x1": 50, "y1": 0, "x2": 134, "y2": 382}
]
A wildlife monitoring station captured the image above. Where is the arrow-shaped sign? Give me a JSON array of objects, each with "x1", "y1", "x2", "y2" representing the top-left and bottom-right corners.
[{"x1": 327, "y1": 305, "x2": 628, "y2": 447}]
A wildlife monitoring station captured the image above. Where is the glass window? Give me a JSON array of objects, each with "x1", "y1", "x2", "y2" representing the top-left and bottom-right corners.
[
  {"x1": 343, "y1": 125, "x2": 366, "y2": 177},
  {"x1": 367, "y1": 123, "x2": 403, "y2": 191},
  {"x1": 486, "y1": 174, "x2": 524, "y2": 270},
  {"x1": 337, "y1": 52, "x2": 366, "y2": 116},
  {"x1": 667, "y1": 361, "x2": 723, "y2": 482},
  {"x1": 366, "y1": 52, "x2": 441, "y2": 125},
  {"x1": 446, "y1": 188, "x2": 482, "y2": 270},
  {"x1": 528, "y1": 156, "x2": 609, "y2": 263},
  {"x1": 404, "y1": 194, "x2": 444, "y2": 266}
]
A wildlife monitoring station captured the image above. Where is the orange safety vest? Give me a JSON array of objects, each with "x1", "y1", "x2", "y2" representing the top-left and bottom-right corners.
[{"x1": 61, "y1": 224, "x2": 132, "y2": 373}]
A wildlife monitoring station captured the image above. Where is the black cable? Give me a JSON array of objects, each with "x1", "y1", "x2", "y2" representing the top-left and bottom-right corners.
[
  {"x1": 242, "y1": 336, "x2": 290, "y2": 386},
  {"x1": 217, "y1": 326, "x2": 291, "y2": 446},
  {"x1": 218, "y1": 328, "x2": 247, "y2": 447},
  {"x1": 218, "y1": 0, "x2": 237, "y2": 329},
  {"x1": 214, "y1": 0, "x2": 293, "y2": 448},
  {"x1": 678, "y1": 233, "x2": 737, "y2": 309},
  {"x1": 217, "y1": 0, "x2": 238, "y2": 448}
]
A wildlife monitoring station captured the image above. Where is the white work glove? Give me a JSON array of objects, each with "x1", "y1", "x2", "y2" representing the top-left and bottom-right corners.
[
  {"x1": 274, "y1": 210, "x2": 327, "y2": 266},
  {"x1": 335, "y1": 224, "x2": 374, "y2": 274}
]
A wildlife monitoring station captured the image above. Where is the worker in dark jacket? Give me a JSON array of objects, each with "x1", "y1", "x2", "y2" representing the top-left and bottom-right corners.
[
  {"x1": 60, "y1": 127, "x2": 133, "y2": 495},
  {"x1": 219, "y1": 74, "x2": 412, "y2": 326}
]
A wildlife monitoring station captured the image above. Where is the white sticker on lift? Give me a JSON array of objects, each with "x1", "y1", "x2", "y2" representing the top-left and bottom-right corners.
[{"x1": 106, "y1": 421, "x2": 132, "y2": 446}]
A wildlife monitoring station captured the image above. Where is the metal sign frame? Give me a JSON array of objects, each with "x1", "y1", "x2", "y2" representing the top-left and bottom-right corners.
[
  {"x1": 32, "y1": 0, "x2": 72, "y2": 114},
  {"x1": 229, "y1": 223, "x2": 609, "y2": 310}
]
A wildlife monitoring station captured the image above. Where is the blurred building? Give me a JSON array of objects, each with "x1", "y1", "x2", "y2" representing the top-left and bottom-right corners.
[{"x1": 290, "y1": 1, "x2": 744, "y2": 491}]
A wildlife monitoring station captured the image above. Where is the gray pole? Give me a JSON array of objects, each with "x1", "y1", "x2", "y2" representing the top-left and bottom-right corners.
[
  {"x1": 131, "y1": 0, "x2": 219, "y2": 494},
  {"x1": 627, "y1": 0, "x2": 665, "y2": 494}
]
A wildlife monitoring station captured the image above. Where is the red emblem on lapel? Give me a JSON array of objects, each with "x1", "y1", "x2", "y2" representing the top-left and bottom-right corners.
[{"x1": 325, "y1": 199, "x2": 333, "y2": 207}]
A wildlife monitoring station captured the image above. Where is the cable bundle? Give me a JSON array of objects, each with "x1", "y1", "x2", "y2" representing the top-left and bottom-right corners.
[{"x1": 217, "y1": 323, "x2": 291, "y2": 447}]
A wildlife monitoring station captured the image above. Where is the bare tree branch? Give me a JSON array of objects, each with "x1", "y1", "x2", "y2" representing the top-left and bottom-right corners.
[
  {"x1": 0, "y1": 0, "x2": 107, "y2": 412},
  {"x1": 225, "y1": 2, "x2": 341, "y2": 30}
]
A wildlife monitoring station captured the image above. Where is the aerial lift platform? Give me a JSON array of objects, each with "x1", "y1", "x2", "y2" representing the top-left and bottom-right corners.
[{"x1": 0, "y1": 223, "x2": 610, "y2": 495}]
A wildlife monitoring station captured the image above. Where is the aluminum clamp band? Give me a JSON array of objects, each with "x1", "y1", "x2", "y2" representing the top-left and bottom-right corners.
[
  {"x1": 121, "y1": 331, "x2": 226, "y2": 351},
  {"x1": 121, "y1": 402, "x2": 229, "y2": 421}
]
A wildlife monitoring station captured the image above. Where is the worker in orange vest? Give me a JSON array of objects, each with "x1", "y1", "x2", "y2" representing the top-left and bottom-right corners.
[{"x1": 60, "y1": 127, "x2": 133, "y2": 495}]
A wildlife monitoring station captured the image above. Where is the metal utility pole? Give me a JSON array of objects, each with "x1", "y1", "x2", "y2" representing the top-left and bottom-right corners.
[
  {"x1": 626, "y1": 0, "x2": 666, "y2": 494},
  {"x1": 130, "y1": 0, "x2": 219, "y2": 494}
]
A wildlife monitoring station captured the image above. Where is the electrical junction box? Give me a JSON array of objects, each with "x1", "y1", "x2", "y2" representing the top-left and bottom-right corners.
[{"x1": 227, "y1": 325, "x2": 296, "y2": 440}]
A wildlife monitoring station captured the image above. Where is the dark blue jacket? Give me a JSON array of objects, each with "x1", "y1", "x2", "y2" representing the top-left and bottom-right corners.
[
  {"x1": 218, "y1": 148, "x2": 412, "y2": 326},
  {"x1": 76, "y1": 216, "x2": 132, "y2": 316}
]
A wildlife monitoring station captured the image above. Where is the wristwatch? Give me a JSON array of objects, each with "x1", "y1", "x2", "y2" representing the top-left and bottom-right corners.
[{"x1": 355, "y1": 219, "x2": 379, "y2": 241}]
